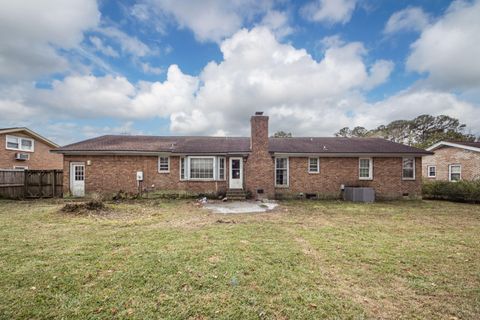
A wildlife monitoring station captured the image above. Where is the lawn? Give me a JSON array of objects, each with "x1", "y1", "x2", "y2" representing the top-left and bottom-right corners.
[{"x1": 0, "y1": 199, "x2": 479, "y2": 319}]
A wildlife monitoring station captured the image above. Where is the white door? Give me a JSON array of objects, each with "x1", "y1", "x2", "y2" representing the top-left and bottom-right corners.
[
  {"x1": 229, "y1": 157, "x2": 243, "y2": 189},
  {"x1": 70, "y1": 163, "x2": 85, "y2": 197}
]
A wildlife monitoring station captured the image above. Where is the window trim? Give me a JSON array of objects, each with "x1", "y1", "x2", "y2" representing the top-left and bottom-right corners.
[
  {"x1": 275, "y1": 157, "x2": 289, "y2": 188},
  {"x1": 188, "y1": 156, "x2": 216, "y2": 181},
  {"x1": 358, "y1": 157, "x2": 373, "y2": 180},
  {"x1": 308, "y1": 157, "x2": 320, "y2": 174},
  {"x1": 427, "y1": 165, "x2": 436, "y2": 178},
  {"x1": 13, "y1": 166, "x2": 28, "y2": 170},
  {"x1": 158, "y1": 156, "x2": 170, "y2": 173},
  {"x1": 6, "y1": 135, "x2": 35, "y2": 152},
  {"x1": 448, "y1": 164, "x2": 461, "y2": 182},
  {"x1": 402, "y1": 157, "x2": 416, "y2": 180}
]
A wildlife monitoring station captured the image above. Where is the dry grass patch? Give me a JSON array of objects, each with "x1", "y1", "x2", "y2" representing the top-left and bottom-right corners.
[{"x1": 0, "y1": 198, "x2": 478, "y2": 319}]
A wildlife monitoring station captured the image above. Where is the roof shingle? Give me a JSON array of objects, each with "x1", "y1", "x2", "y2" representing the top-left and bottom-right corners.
[{"x1": 55, "y1": 135, "x2": 431, "y2": 155}]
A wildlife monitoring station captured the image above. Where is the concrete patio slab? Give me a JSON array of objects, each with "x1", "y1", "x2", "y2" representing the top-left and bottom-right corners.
[{"x1": 203, "y1": 201, "x2": 278, "y2": 214}]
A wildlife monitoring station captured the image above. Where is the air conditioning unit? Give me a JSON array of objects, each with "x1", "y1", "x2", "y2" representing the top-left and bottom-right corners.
[{"x1": 15, "y1": 153, "x2": 29, "y2": 161}]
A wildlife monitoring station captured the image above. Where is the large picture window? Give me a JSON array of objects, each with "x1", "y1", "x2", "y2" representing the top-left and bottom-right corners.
[
  {"x1": 402, "y1": 157, "x2": 415, "y2": 180},
  {"x1": 190, "y1": 157, "x2": 215, "y2": 179},
  {"x1": 275, "y1": 157, "x2": 288, "y2": 187},
  {"x1": 359, "y1": 158, "x2": 372, "y2": 180}
]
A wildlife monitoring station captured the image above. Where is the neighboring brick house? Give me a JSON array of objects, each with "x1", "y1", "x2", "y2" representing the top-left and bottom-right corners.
[
  {"x1": 54, "y1": 113, "x2": 432, "y2": 199},
  {"x1": 423, "y1": 141, "x2": 480, "y2": 181},
  {"x1": 0, "y1": 127, "x2": 62, "y2": 170}
]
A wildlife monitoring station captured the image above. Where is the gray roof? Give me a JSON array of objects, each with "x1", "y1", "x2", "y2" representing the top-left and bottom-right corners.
[{"x1": 55, "y1": 135, "x2": 432, "y2": 155}]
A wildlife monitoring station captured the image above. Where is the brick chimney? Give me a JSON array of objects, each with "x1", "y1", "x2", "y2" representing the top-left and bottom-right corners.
[
  {"x1": 245, "y1": 112, "x2": 274, "y2": 199},
  {"x1": 250, "y1": 111, "x2": 269, "y2": 152}
]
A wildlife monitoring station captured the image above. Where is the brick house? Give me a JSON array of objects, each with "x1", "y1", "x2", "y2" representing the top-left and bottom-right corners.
[
  {"x1": 0, "y1": 127, "x2": 62, "y2": 170},
  {"x1": 54, "y1": 113, "x2": 432, "y2": 199},
  {"x1": 423, "y1": 141, "x2": 480, "y2": 181}
]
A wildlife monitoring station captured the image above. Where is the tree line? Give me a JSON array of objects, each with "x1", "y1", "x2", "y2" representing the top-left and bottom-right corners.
[{"x1": 272, "y1": 114, "x2": 478, "y2": 149}]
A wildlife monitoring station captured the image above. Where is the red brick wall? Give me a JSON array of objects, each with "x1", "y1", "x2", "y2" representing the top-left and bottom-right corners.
[
  {"x1": 0, "y1": 132, "x2": 62, "y2": 170},
  {"x1": 423, "y1": 146, "x2": 480, "y2": 181},
  {"x1": 276, "y1": 156, "x2": 422, "y2": 200},
  {"x1": 63, "y1": 155, "x2": 228, "y2": 195},
  {"x1": 244, "y1": 115, "x2": 275, "y2": 198}
]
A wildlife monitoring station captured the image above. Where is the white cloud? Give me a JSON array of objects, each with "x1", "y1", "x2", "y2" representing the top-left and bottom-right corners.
[
  {"x1": 300, "y1": 0, "x2": 357, "y2": 25},
  {"x1": 0, "y1": 0, "x2": 100, "y2": 80},
  {"x1": 134, "y1": 0, "x2": 275, "y2": 42},
  {"x1": 384, "y1": 7, "x2": 429, "y2": 34},
  {"x1": 259, "y1": 10, "x2": 293, "y2": 39},
  {"x1": 361, "y1": 90, "x2": 480, "y2": 133},
  {"x1": 364, "y1": 60, "x2": 395, "y2": 90},
  {"x1": 1, "y1": 26, "x2": 478, "y2": 139},
  {"x1": 97, "y1": 26, "x2": 153, "y2": 57},
  {"x1": 140, "y1": 62, "x2": 164, "y2": 75},
  {"x1": 44, "y1": 122, "x2": 143, "y2": 145},
  {"x1": 406, "y1": 0, "x2": 480, "y2": 90},
  {"x1": 89, "y1": 36, "x2": 119, "y2": 57}
]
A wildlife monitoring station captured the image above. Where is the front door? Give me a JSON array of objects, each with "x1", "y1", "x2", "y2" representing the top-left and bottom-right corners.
[
  {"x1": 229, "y1": 157, "x2": 243, "y2": 189},
  {"x1": 70, "y1": 163, "x2": 85, "y2": 197}
]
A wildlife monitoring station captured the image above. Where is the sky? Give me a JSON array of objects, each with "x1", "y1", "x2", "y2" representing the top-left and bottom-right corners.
[{"x1": 1, "y1": 0, "x2": 480, "y2": 145}]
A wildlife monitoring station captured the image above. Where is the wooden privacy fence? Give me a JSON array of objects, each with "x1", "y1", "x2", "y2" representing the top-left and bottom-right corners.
[{"x1": 0, "y1": 170, "x2": 63, "y2": 199}]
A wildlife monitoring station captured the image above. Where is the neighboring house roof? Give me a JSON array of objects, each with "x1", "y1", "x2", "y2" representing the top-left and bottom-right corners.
[
  {"x1": 0, "y1": 127, "x2": 59, "y2": 148},
  {"x1": 426, "y1": 141, "x2": 480, "y2": 153},
  {"x1": 54, "y1": 135, "x2": 432, "y2": 156}
]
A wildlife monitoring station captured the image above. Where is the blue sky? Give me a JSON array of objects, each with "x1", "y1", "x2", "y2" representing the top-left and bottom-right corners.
[{"x1": 1, "y1": 0, "x2": 479, "y2": 144}]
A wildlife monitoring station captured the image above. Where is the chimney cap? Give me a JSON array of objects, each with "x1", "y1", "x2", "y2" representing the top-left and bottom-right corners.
[{"x1": 255, "y1": 111, "x2": 264, "y2": 116}]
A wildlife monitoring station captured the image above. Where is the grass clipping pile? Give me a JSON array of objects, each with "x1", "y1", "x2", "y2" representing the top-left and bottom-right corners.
[{"x1": 61, "y1": 199, "x2": 108, "y2": 216}]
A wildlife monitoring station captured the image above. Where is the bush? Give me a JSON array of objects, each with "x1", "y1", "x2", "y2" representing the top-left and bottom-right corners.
[{"x1": 423, "y1": 180, "x2": 480, "y2": 203}]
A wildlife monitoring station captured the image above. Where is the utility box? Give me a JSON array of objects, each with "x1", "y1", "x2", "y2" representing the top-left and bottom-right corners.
[
  {"x1": 136, "y1": 171, "x2": 144, "y2": 181},
  {"x1": 343, "y1": 187, "x2": 375, "y2": 203}
]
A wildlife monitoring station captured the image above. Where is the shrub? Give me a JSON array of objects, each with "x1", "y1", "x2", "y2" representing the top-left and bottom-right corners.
[{"x1": 423, "y1": 180, "x2": 480, "y2": 203}]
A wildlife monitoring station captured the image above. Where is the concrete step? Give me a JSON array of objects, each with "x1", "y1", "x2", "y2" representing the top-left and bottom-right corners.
[{"x1": 226, "y1": 189, "x2": 247, "y2": 200}]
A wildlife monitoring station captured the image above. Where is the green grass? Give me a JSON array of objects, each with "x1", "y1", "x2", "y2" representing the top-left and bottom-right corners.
[{"x1": 0, "y1": 199, "x2": 479, "y2": 319}]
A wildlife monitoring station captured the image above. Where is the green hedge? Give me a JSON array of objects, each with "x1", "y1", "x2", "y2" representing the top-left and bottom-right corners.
[{"x1": 423, "y1": 180, "x2": 480, "y2": 203}]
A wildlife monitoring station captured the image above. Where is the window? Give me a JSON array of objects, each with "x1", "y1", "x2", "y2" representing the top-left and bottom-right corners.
[
  {"x1": 190, "y1": 157, "x2": 215, "y2": 179},
  {"x1": 427, "y1": 165, "x2": 436, "y2": 178},
  {"x1": 14, "y1": 166, "x2": 28, "y2": 170},
  {"x1": 402, "y1": 157, "x2": 415, "y2": 180},
  {"x1": 218, "y1": 157, "x2": 225, "y2": 180},
  {"x1": 359, "y1": 158, "x2": 373, "y2": 180},
  {"x1": 275, "y1": 157, "x2": 289, "y2": 187},
  {"x1": 308, "y1": 158, "x2": 319, "y2": 173},
  {"x1": 180, "y1": 157, "x2": 186, "y2": 180},
  {"x1": 449, "y1": 164, "x2": 461, "y2": 181},
  {"x1": 6, "y1": 135, "x2": 34, "y2": 152},
  {"x1": 158, "y1": 156, "x2": 169, "y2": 172}
]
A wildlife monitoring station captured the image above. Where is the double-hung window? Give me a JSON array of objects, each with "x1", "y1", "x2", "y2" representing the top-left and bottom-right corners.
[
  {"x1": 190, "y1": 157, "x2": 215, "y2": 180},
  {"x1": 402, "y1": 157, "x2": 415, "y2": 180},
  {"x1": 6, "y1": 135, "x2": 34, "y2": 152},
  {"x1": 158, "y1": 156, "x2": 170, "y2": 172},
  {"x1": 308, "y1": 157, "x2": 319, "y2": 173},
  {"x1": 427, "y1": 165, "x2": 436, "y2": 178},
  {"x1": 218, "y1": 157, "x2": 225, "y2": 180},
  {"x1": 275, "y1": 157, "x2": 288, "y2": 187},
  {"x1": 180, "y1": 157, "x2": 186, "y2": 180},
  {"x1": 449, "y1": 164, "x2": 461, "y2": 181},
  {"x1": 359, "y1": 158, "x2": 373, "y2": 180}
]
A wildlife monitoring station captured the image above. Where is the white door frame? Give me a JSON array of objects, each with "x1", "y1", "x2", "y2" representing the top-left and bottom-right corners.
[
  {"x1": 70, "y1": 162, "x2": 85, "y2": 197},
  {"x1": 229, "y1": 157, "x2": 243, "y2": 189}
]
